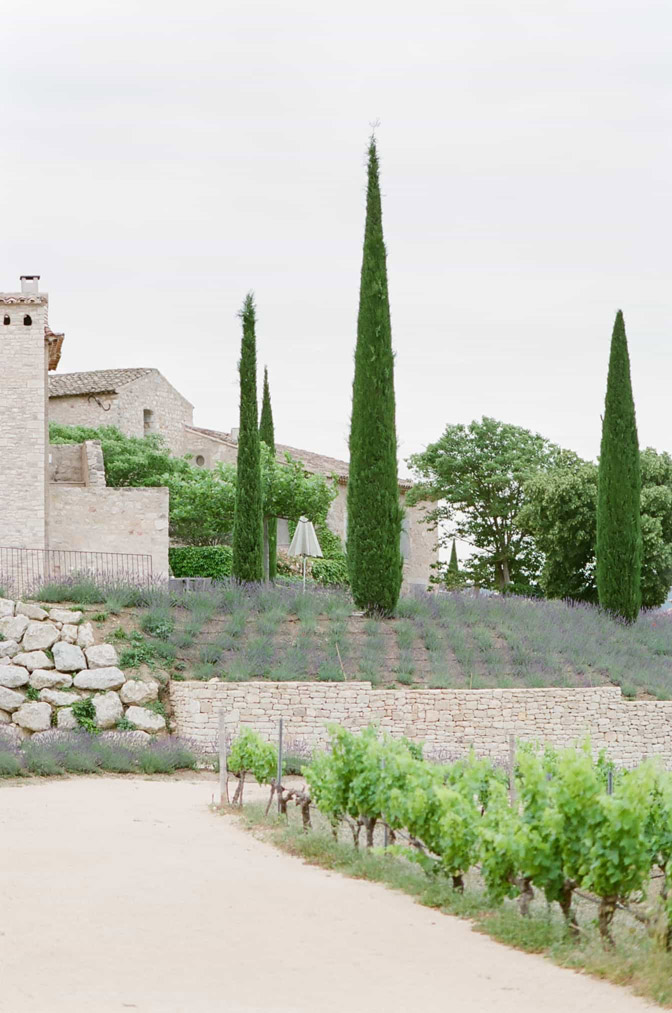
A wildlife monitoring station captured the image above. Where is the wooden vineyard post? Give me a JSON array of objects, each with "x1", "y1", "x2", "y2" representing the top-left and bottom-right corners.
[
  {"x1": 219, "y1": 710, "x2": 229, "y2": 806},
  {"x1": 277, "y1": 718, "x2": 283, "y2": 814},
  {"x1": 508, "y1": 733, "x2": 516, "y2": 807}
]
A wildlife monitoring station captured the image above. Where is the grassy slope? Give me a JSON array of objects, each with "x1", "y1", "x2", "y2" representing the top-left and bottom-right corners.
[{"x1": 34, "y1": 583, "x2": 672, "y2": 700}]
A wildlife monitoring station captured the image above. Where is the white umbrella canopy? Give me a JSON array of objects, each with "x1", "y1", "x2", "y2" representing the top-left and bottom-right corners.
[
  {"x1": 288, "y1": 517, "x2": 322, "y2": 592},
  {"x1": 288, "y1": 517, "x2": 323, "y2": 559}
]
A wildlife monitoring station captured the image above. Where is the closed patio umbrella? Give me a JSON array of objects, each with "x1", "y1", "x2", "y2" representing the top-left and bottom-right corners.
[{"x1": 288, "y1": 516, "x2": 323, "y2": 592}]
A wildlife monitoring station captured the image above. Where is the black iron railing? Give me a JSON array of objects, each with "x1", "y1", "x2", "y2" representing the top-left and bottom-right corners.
[{"x1": 0, "y1": 546, "x2": 153, "y2": 598}]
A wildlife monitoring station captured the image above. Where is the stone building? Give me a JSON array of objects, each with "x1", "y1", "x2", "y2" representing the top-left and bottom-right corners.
[
  {"x1": 0, "y1": 278, "x2": 169, "y2": 589},
  {"x1": 0, "y1": 274, "x2": 437, "y2": 587}
]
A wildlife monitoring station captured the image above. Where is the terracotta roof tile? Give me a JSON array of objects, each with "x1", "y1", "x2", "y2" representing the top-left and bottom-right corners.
[
  {"x1": 184, "y1": 425, "x2": 413, "y2": 489},
  {"x1": 49, "y1": 368, "x2": 155, "y2": 397}
]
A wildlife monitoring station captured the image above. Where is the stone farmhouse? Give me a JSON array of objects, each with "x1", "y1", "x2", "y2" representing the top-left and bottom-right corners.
[{"x1": 1, "y1": 276, "x2": 437, "y2": 588}]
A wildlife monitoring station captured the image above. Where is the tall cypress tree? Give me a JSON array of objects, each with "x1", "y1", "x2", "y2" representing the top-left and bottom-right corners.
[
  {"x1": 449, "y1": 539, "x2": 459, "y2": 574},
  {"x1": 259, "y1": 365, "x2": 277, "y2": 581},
  {"x1": 232, "y1": 293, "x2": 264, "y2": 583},
  {"x1": 596, "y1": 310, "x2": 641, "y2": 622},
  {"x1": 347, "y1": 135, "x2": 403, "y2": 615}
]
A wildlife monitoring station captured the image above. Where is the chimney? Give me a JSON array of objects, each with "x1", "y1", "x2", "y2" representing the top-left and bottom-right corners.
[
  {"x1": 230, "y1": 427, "x2": 239, "y2": 443},
  {"x1": 20, "y1": 275, "x2": 40, "y2": 294}
]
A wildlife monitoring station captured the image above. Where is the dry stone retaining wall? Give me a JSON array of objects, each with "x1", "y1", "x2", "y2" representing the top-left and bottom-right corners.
[
  {"x1": 170, "y1": 682, "x2": 672, "y2": 768},
  {"x1": 0, "y1": 598, "x2": 166, "y2": 739}
]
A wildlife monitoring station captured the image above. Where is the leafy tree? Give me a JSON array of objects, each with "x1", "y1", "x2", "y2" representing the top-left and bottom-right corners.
[
  {"x1": 232, "y1": 293, "x2": 264, "y2": 583},
  {"x1": 49, "y1": 423, "x2": 189, "y2": 487},
  {"x1": 259, "y1": 366, "x2": 277, "y2": 581},
  {"x1": 519, "y1": 447, "x2": 672, "y2": 609},
  {"x1": 51, "y1": 422, "x2": 336, "y2": 549},
  {"x1": 408, "y1": 417, "x2": 568, "y2": 592},
  {"x1": 347, "y1": 135, "x2": 403, "y2": 615},
  {"x1": 596, "y1": 311, "x2": 642, "y2": 622}
]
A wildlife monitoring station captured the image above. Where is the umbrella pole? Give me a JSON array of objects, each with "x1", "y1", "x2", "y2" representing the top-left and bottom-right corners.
[{"x1": 302, "y1": 555, "x2": 306, "y2": 594}]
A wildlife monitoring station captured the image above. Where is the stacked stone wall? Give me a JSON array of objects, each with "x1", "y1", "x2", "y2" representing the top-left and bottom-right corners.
[
  {"x1": 0, "y1": 599, "x2": 166, "y2": 737},
  {"x1": 170, "y1": 682, "x2": 672, "y2": 769}
]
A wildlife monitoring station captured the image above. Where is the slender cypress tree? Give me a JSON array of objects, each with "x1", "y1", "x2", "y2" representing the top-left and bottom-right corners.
[
  {"x1": 232, "y1": 293, "x2": 264, "y2": 583},
  {"x1": 259, "y1": 365, "x2": 277, "y2": 581},
  {"x1": 596, "y1": 310, "x2": 641, "y2": 622},
  {"x1": 347, "y1": 135, "x2": 403, "y2": 615},
  {"x1": 449, "y1": 539, "x2": 459, "y2": 574}
]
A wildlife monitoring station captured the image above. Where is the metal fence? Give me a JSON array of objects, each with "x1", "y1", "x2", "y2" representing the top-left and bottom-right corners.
[{"x1": 0, "y1": 546, "x2": 153, "y2": 599}]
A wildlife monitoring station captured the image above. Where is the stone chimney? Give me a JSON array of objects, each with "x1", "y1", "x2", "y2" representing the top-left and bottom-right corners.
[{"x1": 20, "y1": 275, "x2": 40, "y2": 294}]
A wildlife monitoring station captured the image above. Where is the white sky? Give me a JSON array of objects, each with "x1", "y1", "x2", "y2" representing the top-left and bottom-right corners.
[{"x1": 2, "y1": 0, "x2": 671, "y2": 477}]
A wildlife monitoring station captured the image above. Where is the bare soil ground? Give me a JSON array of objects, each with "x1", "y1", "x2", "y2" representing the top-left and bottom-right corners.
[{"x1": 0, "y1": 776, "x2": 653, "y2": 1013}]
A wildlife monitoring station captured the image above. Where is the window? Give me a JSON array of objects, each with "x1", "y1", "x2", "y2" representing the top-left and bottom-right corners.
[
  {"x1": 195, "y1": 455, "x2": 205, "y2": 467},
  {"x1": 143, "y1": 409, "x2": 153, "y2": 434},
  {"x1": 3, "y1": 315, "x2": 9, "y2": 325},
  {"x1": 23, "y1": 314, "x2": 32, "y2": 326}
]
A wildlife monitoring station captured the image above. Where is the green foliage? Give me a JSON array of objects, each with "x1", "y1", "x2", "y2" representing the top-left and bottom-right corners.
[
  {"x1": 596, "y1": 312, "x2": 642, "y2": 622},
  {"x1": 143, "y1": 700, "x2": 166, "y2": 718},
  {"x1": 232, "y1": 293, "x2": 264, "y2": 583},
  {"x1": 116, "y1": 716, "x2": 136, "y2": 731},
  {"x1": 49, "y1": 423, "x2": 189, "y2": 488},
  {"x1": 347, "y1": 136, "x2": 403, "y2": 616},
  {"x1": 311, "y1": 557, "x2": 349, "y2": 586},
  {"x1": 24, "y1": 685, "x2": 39, "y2": 701},
  {"x1": 71, "y1": 697, "x2": 99, "y2": 734},
  {"x1": 409, "y1": 417, "x2": 569, "y2": 592},
  {"x1": 227, "y1": 726, "x2": 277, "y2": 784},
  {"x1": 118, "y1": 632, "x2": 157, "y2": 669},
  {"x1": 171, "y1": 547, "x2": 234, "y2": 579},
  {"x1": 259, "y1": 365, "x2": 278, "y2": 581},
  {"x1": 140, "y1": 606, "x2": 174, "y2": 640}
]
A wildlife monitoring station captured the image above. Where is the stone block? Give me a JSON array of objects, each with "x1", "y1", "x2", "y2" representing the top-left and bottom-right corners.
[
  {"x1": 92, "y1": 691, "x2": 123, "y2": 729},
  {"x1": 0, "y1": 615, "x2": 29, "y2": 642},
  {"x1": 120, "y1": 679, "x2": 159, "y2": 705},
  {"x1": 39, "y1": 689, "x2": 80, "y2": 707},
  {"x1": 12, "y1": 701, "x2": 51, "y2": 732},
  {"x1": 13, "y1": 651, "x2": 55, "y2": 672},
  {"x1": 60, "y1": 624, "x2": 78, "y2": 644},
  {"x1": 29, "y1": 671, "x2": 73, "y2": 690},
  {"x1": 0, "y1": 666, "x2": 29, "y2": 689},
  {"x1": 52, "y1": 642, "x2": 86, "y2": 672},
  {"x1": 49, "y1": 608, "x2": 83, "y2": 625},
  {"x1": 85, "y1": 643, "x2": 119, "y2": 669},
  {"x1": 56, "y1": 707, "x2": 78, "y2": 730},
  {"x1": 0, "y1": 686, "x2": 25, "y2": 712},
  {"x1": 74, "y1": 667, "x2": 125, "y2": 691},
  {"x1": 0, "y1": 640, "x2": 19, "y2": 659},
  {"x1": 22, "y1": 620, "x2": 60, "y2": 652},
  {"x1": 0, "y1": 598, "x2": 15, "y2": 618},
  {"x1": 15, "y1": 602, "x2": 48, "y2": 621},
  {"x1": 125, "y1": 706, "x2": 166, "y2": 733},
  {"x1": 76, "y1": 622, "x2": 96, "y2": 649}
]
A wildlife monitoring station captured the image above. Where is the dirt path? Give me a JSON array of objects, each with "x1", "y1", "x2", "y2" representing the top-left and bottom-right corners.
[{"x1": 0, "y1": 777, "x2": 655, "y2": 1013}]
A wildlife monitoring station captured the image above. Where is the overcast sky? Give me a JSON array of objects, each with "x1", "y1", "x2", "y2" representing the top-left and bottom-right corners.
[{"x1": 2, "y1": 0, "x2": 671, "y2": 476}]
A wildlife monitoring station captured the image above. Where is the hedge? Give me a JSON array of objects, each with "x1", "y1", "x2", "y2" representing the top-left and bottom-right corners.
[{"x1": 169, "y1": 546, "x2": 233, "y2": 579}]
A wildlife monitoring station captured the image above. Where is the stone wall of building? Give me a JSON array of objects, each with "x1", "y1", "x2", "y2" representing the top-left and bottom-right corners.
[
  {"x1": 0, "y1": 294, "x2": 49, "y2": 549},
  {"x1": 48, "y1": 486, "x2": 170, "y2": 578},
  {"x1": 49, "y1": 370, "x2": 193, "y2": 456},
  {"x1": 170, "y1": 682, "x2": 672, "y2": 769}
]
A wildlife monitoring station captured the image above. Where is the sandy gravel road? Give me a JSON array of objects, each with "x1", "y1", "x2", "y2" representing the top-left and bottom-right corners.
[{"x1": 0, "y1": 777, "x2": 655, "y2": 1013}]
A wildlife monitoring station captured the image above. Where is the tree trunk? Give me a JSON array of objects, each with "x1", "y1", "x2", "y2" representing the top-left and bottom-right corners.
[
  {"x1": 598, "y1": 895, "x2": 618, "y2": 946},
  {"x1": 263, "y1": 517, "x2": 269, "y2": 582},
  {"x1": 559, "y1": 880, "x2": 579, "y2": 938},
  {"x1": 517, "y1": 876, "x2": 534, "y2": 917},
  {"x1": 364, "y1": 817, "x2": 377, "y2": 848},
  {"x1": 452, "y1": 873, "x2": 464, "y2": 893},
  {"x1": 300, "y1": 798, "x2": 312, "y2": 831}
]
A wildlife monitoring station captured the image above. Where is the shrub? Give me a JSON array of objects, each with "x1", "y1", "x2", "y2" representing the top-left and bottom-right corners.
[
  {"x1": 140, "y1": 606, "x2": 174, "y2": 640},
  {"x1": 169, "y1": 545, "x2": 233, "y2": 580},
  {"x1": 317, "y1": 660, "x2": 345, "y2": 682},
  {"x1": 71, "y1": 697, "x2": 98, "y2": 734},
  {"x1": 312, "y1": 557, "x2": 350, "y2": 587}
]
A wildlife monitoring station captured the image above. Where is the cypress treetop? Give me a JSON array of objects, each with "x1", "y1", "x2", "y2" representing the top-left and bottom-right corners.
[
  {"x1": 449, "y1": 539, "x2": 459, "y2": 573},
  {"x1": 347, "y1": 135, "x2": 403, "y2": 615},
  {"x1": 232, "y1": 293, "x2": 264, "y2": 583},
  {"x1": 259, "y1": 365, "x2": 277, "y2": 581},
  {"x1": 596, "y1": 310, "x2": 641, "y2": 622}
]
